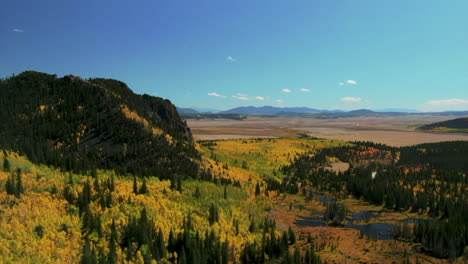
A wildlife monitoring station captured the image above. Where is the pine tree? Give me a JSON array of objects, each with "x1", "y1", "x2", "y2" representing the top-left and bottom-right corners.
[
  {"x1": 108, "y1": 220, "x2": 118, "y2": 264},
  {"x1": 179, "y1": 247, "x2": 187, "y2": 264},
  {"x1": 5, "y1": 174, "x2": 16, "y2": 196},
  {"x1": 15, "y1": 168, "x2": 24, "y2": 197},
  {"x1": 90, "y1": 247, "x2": 98, "y2": 264},
  {"x1": 109, "y1": 174, "x2": 115, "y2": 192},
  {"x1": 293, "y1": 247, "x2": 301, "y2": 264},
  {"x1": 177, "y1": 177, "x2": 182, "y2": 192},
  {"x1": 288, "y1": 226, "x2": 296, "y2": 245},
  {"x1": 133, "y1": 176, "x2": 138, "y2": 194},
  {"x1": 208, "y1": 204, "x2": 219, "y2": 225},
  {"x1": 126, "y1": 240, "x2": 134, "y2": 261},
  {"x1": 139, "y1": 178, "x2": 149, "y2": 194},
  {"x1": 255, "y1": 182, "x2": 261, "y2": 196},
  {"x1": 168, "y1": 229, "x2": 176, "y2": 253},
  {"x1": 3, "y1": 157, "x2": 10, "y2": 172},
  {"x1": 157, "y1": 228, "x2": 166, "y2": 259},
  {"x1": 143, "y1": 247, "x2": 152, "y2": 264},
  {"x1": 98, "y1": 247, "x2": 106, "y2": 264},
  {"x1": 194, "y1": 186, "x2": 201, "y2": 199},
  {"x1": 81, "y1": 237, "x2": 92, "y2": 264},
  {"x1": 68, "y1": 173, "x2": 74, "y2": 185},
  {"x1": 249, "y1": 219, "x2": 256, "y2": 233}
]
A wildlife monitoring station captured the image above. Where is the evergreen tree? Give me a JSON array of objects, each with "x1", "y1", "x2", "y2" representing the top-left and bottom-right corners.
[
  {"x1": 177, "y1": 177, "x2": 182, "y2": 192},
  {"x1": 208, "y1": 204, "x2": 219, "y2": 225},
  {"x1": 179, "y1": 247, "x2": 187, "y2": 264},
  {"x1": 81, "y1": 237, "x2": 92, "y2": 264},
  {"x1": 139, "y1": 178, "x2": 149, "y2": 194},
  {"x1": 3, "y1": 157, "x2": 10, "y2": 172},
  {"x1": 133, "y1": 176, "x2": 138, "y2": 194},
  {"x1": 34, "y1": 225, "x2": 45, "y2": 239},
  {"x1": 15, "y1": 169, "x2": 24, "y2": 197},
  {"x1": 143, "y1": 247, "x2": 152, "y2": 264},
  {"x1": 156, "y1": 229, "x2": 166, "y2": 259},
  {"x1": 193, "y1": 186, "x2": 201, "y2": 199},
  {"x1": 288, "y1": 226, "x2": 296, "y2": 245},
  {"x1": 5, "y1": 174, "x2": 16, "y2": 196},
  {"x1": 108, "y1": 220, "x2": 118, "y2": 264},
  {"x1": 255, "y1": 182, "x2": 261, "y2": 196}
]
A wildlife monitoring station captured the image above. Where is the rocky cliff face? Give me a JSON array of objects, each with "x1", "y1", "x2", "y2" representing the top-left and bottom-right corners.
[
  {"x1": 141, "y1": 94, "x2": 193, "y2": 142},
  {"x1": 0, "y1": 71, "x2": 199, "y2": 177}
]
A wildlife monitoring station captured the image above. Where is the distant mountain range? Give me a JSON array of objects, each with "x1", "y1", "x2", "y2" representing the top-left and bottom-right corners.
[
  {"x1": 177, "y1": 107, "x2": 223, "y2": 114},
  {"x1": 219, "y1": 106, "x2": 321, "y2": 115},
  {"x1": 177, "y1": 107, "x2": 199, "y2": 114},
  {"x1": 178, "y1": 105, "x2": 468, "y2": 118}
]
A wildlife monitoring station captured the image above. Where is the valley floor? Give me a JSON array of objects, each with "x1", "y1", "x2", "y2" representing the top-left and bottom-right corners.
[
  {"x1": 199, "y1": 137, "x2": 467, "y2": 264},
  {"x1": 188, "y1": 115, "x2": 468, "y2": 146}
]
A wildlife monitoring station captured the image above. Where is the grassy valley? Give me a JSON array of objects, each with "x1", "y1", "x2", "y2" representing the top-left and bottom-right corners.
[{"x1": 0, "y1": 72, "x2": 466, "y2": 263}]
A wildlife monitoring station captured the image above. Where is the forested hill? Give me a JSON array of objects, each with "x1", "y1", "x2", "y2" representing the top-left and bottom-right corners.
[
  {"x1": 419, "y1": 117, "x2": 468, "y2": 131},
  {"x1": 0, "y1": 71, "x2": 201, "y2": 177}
]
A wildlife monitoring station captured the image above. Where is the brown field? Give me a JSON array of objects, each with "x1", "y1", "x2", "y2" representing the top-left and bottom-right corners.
[{"x1": 187, "y1": 115, "x2": 468, "y2": 146}]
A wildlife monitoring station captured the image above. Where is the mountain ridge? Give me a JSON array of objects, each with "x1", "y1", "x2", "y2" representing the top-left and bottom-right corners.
[
  {"x1": 0, "y1": 71, "x2": 201, "y2": 178},
  {"x1": 419, "y1": 117, "x2": 468, "y2": 132}
]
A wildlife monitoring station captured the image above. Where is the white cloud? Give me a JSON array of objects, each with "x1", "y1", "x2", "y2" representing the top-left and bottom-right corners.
[
  {"x1": 300, "y1": 88, "x2": 310, "y2": 92},
  {"x1": 338, "y1": 82, "x2": 344, "y2": 86},
  {"x1": 13, "y1": 28, "x2": 24, "y2": 33},
  {"x1": 208, "y1": 92, "x2": 227, "y2": 98},
  {"x1": 226, "y1": 56, "x2": 236, "y2": 62},
  {"x1": 346, "y1": 80, "x2": 357, "y2": 85},
  {"x1": 282, "y1": 89, "x2": 292, "y2": 93},
  {"x1": 236, "y1": 93, "x2": 248, "y2": 97},
  {"x1": 419, "y1": 98, "x2": 468, "y2": 112},
  {"x1": 276, "y1": 99, "x2": 284, "y2": 103},
  {"x1": 255, "y1": 96, "x2": 265, "y2": 100},
  {"x1": 341, "y1": 97, "x2": 362, "y2": 103},
  {"x1": 232, "y1": 95, "x2": 249, "y2": 100},
  {"x1": 425, "y1": 98, "x2": 468, "y2": 106}
]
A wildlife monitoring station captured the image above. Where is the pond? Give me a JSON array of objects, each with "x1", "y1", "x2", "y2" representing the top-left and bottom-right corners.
[
  {"x1": 346, "y1": 223, "x2": 398, "y2": 240},
  {"x1": 351, "y1": 210, "x2": 382, "y2": 222},
  {"x1": 295, "y1": 216, "x2": 326, "y2": 227},
  {"x1": 295, "y1": 210, "x2": 414, "y2": 240}
]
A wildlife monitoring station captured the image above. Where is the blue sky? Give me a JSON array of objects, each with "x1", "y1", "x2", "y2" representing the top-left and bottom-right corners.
[{"x1": 1, "y1": 0, "x2": 467, "y2": 111}]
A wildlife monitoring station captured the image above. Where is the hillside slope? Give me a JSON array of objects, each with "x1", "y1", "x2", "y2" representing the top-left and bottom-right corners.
[
  {"x1": 419, "y1": 117, "x2": 468, "y2": 132},
  {"x1": 0, "y1": 71, "x2": 200, "y2": 177}
]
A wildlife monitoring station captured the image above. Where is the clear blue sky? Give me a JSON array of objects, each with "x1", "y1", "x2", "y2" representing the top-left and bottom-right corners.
[{"x1": 1, "y1": 0, "x2": 467, "y2": 111}]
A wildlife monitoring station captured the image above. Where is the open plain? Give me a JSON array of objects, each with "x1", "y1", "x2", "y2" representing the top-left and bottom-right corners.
[{"x1": 187, "y1": 115, "x2": 468, "y2": 146}]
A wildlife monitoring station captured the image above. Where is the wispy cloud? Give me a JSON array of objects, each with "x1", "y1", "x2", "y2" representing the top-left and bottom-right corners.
[
  {"x1": 208, "y1": 92, "x2": 227, "y2": 98},
  {"x1": 300, "y1": 88, "x2": 310, "y2": 92},
  {"x1": 419, "y1": 98, "x2": 468, "y2": 112},
  {"x1": 346, "y1": 80, "x2": 357, "y2": 85},
  {"x1": 232, "y1": 95, "x2": 249, "y2": 100},
  {"x1": 338, "y1": 82, "x2": 344, "y2": 86},
  {"x1": 276, "y1": 99, "x2": 284, "y2": 104},
  {"x1": 255, "y1": 96, "x2": 265, "y2": 100},
  {"x1": 13, "y1": 28, "x2": 24, "y2": 33},
  {"x1": 282, "y1": 89, "x2": 292, "y2": 93},
  {"x1": 226, "y1": 56, "x2": 236, "y2": 62},
  {"x1": 341, "y1": 97, "x2": 362, "y2": 103}
]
